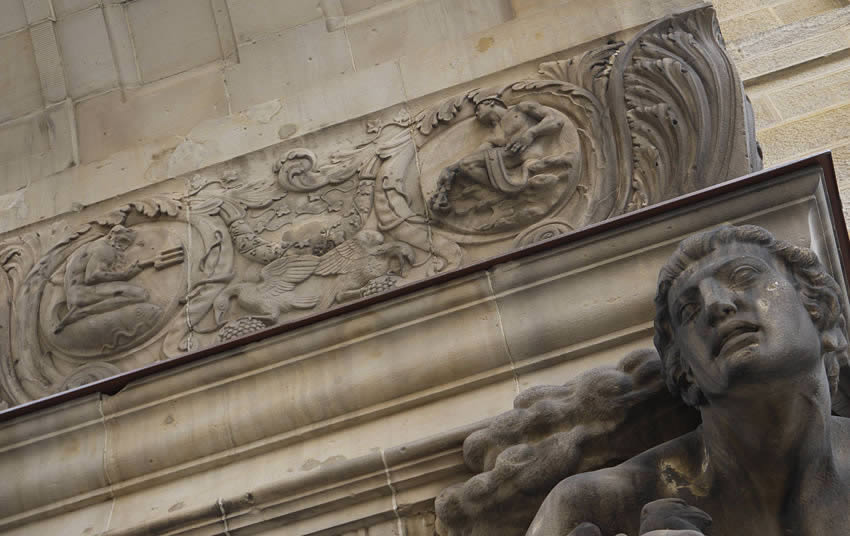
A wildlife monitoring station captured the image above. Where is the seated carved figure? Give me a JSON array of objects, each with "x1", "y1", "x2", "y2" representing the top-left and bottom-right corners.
[
  {"x1": 55, "y1": 225, "x2": 150, "y2": 333},
  {"x1": 430, "y1": 96, "x2": 573, "y2": 214},
  {"x1": 526, "y1": 225, "x2": 850, "y2": 535}
]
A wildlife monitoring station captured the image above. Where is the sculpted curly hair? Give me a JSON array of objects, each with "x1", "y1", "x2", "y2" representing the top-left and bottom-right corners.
[{"x1": 654, "y1": 225, "x2": 848, "y2": 407}]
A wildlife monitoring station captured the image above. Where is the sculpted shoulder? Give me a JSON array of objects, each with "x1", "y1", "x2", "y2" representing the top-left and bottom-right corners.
[
  {"x1": 830, "y1": 416, "x2": 850, "y2": 467},
  {"x1": 527, "y1": 431, "x2": 704, "y2": 536}
]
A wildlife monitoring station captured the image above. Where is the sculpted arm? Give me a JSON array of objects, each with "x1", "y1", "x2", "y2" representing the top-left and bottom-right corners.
[
  {"x1": 83, "y1": 245, "x2": 142, "y2": 284},
  {"x1": 519, "y1": 102, "x2": 565, "y2": 136},
  {"x1": 526, "y1": 470, "x2": 642, "y2": 536}
]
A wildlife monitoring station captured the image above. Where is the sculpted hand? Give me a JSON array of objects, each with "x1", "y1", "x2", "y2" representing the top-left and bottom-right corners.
[
  {"x1": 639, "y1": 499, "x2": 711, "y2": 536},
  {"x1": 566, "y1": 522, "x2": 602, "y2": 536},
  {"x1": 508, "y1": 131, "x2": 534, "y2": 154},
  {"x1": 126, "y1": 261, "x2": 144, "y2": 278}
]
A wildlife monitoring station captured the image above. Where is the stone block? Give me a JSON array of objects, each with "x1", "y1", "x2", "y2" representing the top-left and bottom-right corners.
[
  {"x1": 0, "y1": 0, "x2": 28, "y2": 35},
  {"x1": 399, "y1": 28, "x2": 515, "y2": 100},
  {"x1": 225, "y1": 18, "x2": 354, "y2": 112},
  {"x1": 509, "y1": 0, "x2": 563, "y2": 18},
  {"x1": 744, "y1": 50, "x2": 850, "y2": 93},
  {"x1": 46, "y1": 146, "x2": 186, "y2": 227},
  {"x1": 718, "y1": 8, "x2": 783, "y2": 42},
  {"x1": 735, "y1": 28, "x2": 850, "y2": 81},
  {"x1": 773, "y1": 0, "x2": 845, "y2": 24},
  {"x1": 285, "y1": 60, "x2": 407, "y2": 128},
  {"x1": 398, "y1": 0, "x2": 701, "y2": 99},
  {"x1": 102, "y1": 3, "x2": 141, "y2": 87},
  {"x1": 0, "y1": 30, "x2": 43, "y2": 123},
  {"x1": 0, "y1": 114, "x2": 50, "y2": 164},
  {"x1": 0, "y1": 395, "x2": 108, "y2": 519},
  {"x1": 173, "y1": 61, "x2": 406, "y2": 176},
  {"x1": 730, "y1": 5, "x2": 850, "y2": 62},
  {"x1": 75, "y1": 65, "x2": 228, "y2": 164},
  {"x1": 45, "y1": 99, "x2": 77, "y2": 173},
  {"x1": 226, "y1": 0, "x2": 323, "y2": 44},
  {"x1": 749, "y1": 94, "x2": 781, "y2": 128},
  {"x1": 440, "y1": 0, "x2": 515, "y2": 40},
  {"x1": 712, "y1": 0, "x2": 780, "y2": 21},
  {"x1": 0, "y1": 102, "x2": 74, "y2": 194},
  {"x1": 29, "y1": 21, "x2": 67, "y2": 103},
  {"x1": 769, "y1": 65, "x2": 850, "y2": 119},
  {"x1": 490, "y1": 245, "x2": 664, "y2": 364},
  {"x1": 127, "y1": 0, "x2": 222, "y2": 82},
  {"x1": 211, "y1": 0, "x2": 237, "y2": 60},
  {"x1": 55, "y1": 7, "x2": 118, "y2": 98},
  {"x1": 0, "y1": 189, "x2": 30, "y2": 232},
  {"x1": 757, "y1": 102, "x2": 850, "y2": 165},
  {"x1": 342, "y1": 0, "x2": 392, "y2": 15},
  {"x1": 0, "y1": 502, "x2": 113, "y2": 536},
  {"x1": 52, "y1": 0, "x2": 98, "y2": 18},
  {"x1": 831, "y1": 142, "x2": 850, "y2": 202},
  {"x1": 22, "y1": 0, "x2": 52, "y2": 23},
  {"x1": 346, "y1": 0, "x2": 449, "y2": 68}
]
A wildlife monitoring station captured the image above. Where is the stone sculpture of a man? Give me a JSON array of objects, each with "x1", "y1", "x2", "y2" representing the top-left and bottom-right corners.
[
  {"x1": 430, "y1": 96, "x2": 573, "y2": 213},
  {"x1": 527, "y1": 225, "x2": 850, "y2": 536},
  {"x1": 54, "y1": 224, "x2": 150, "y2": 333}
]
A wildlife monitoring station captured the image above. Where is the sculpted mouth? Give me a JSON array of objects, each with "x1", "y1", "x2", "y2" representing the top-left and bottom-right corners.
[{"x1": 715, "y1": 322, "x2": 759, "y2": 358}]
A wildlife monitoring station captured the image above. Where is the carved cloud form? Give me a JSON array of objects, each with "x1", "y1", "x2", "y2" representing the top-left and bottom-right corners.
[{"x1": 435, "y1": 349, "x2": 700, "y2": 536}]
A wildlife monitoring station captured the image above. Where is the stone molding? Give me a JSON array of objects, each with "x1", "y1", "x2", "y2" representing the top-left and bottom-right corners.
[
  {"x1": 0, "y1": 5, "x2": 758, "y2": 411},
  {"x1": 0, "y1": 156, "x2": 841, "y2": 535}
]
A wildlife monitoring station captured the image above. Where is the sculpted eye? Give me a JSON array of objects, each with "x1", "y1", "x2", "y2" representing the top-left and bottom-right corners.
[
  {"x1": 678, "y1": 302, "x2": 699, "y2": 323},
  {"x1": 730, "y1": 265, "x2": 759, "y2": 287}
]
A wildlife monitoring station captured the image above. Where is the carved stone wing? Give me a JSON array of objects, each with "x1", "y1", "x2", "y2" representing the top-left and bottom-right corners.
[
  {"x1": 259, "y1": 255, "x2": 320, "y2": 295},
  {"x1": 314, "y1": 240, "x2": 369, "y2": 276}
]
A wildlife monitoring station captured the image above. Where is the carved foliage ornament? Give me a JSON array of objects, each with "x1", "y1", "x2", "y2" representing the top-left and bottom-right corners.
[{"x1": 0, "y1": 7, "x2": 758, "y2": 407}]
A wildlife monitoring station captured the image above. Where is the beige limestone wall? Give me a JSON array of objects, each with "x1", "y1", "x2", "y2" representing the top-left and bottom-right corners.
[
  {"x1": 2, "y1": 0, "x2": 850, "y2": 234},
  {"x1": 0, "y1": 0, "x2": 705, "y2": 234},
  {"x1": 713, "y1": 0, "x2": 850, "y2": 220}
]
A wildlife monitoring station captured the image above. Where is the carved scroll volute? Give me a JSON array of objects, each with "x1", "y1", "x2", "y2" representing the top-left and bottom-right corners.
[{"x1": 607, "y1": 7, "x2": 759, "y2": 211}]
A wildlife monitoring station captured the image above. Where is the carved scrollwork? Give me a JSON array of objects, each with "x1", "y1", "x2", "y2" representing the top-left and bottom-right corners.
[
  {"x1": 0, "y1": 6, "x2": 758, "y2": 407},
  {"x1": 512, "y1": 219, "x2": 574, "y2": 248}
]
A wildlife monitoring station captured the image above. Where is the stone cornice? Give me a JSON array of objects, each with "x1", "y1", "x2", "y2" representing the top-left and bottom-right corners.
[{"x1": 0, "y1": 154, "x2": 843, "y2": 535}]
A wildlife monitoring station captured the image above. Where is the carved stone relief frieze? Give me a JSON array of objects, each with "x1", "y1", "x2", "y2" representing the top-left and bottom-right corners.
[{"x1": 0, "y1": 6, "x2": 759, "y2": 407}]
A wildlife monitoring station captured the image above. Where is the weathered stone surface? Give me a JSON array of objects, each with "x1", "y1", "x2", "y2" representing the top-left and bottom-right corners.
[
  {"x1": 769, "y1": 65, "x2": 850, "y2": 119},
  {"x1": 75, "y1": 65, "x2": 228, "y2": 164},
  {"x1": 126, "y1": 0, "x2": 222, "y2": 83},
  {"x1": 54, "y1": 8, "x2": 118, "y2": 99},
  {"x1": 0, "y1": 0, "x2": 28, "y2": 35},
  {"x1": 0, "y1": 30, "x2": 42, "y2": 123},
  {"x1": 0, "y1": 158, "x2": 835, "y2": 536},
  {"x1": 227, "y1": 0, "x2": 323, "y2": 43},
  {"x1": 224, "y1": 18, "x2": 355, "y2": 112},
  {"x1": 51, "y1": 0, "x2": 98, "y2": 18},
  {"x1": 773, "y1": 0, "x2": 846, "y2": 22},
  {"x1": 758, "y1": 102, "x2": 850, "y2": 164},
  {"x1": 0, "y1": 6, "x2": 758, "y2": 410}
]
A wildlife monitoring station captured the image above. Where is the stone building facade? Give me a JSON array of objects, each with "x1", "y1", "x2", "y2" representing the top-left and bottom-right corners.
[{"x1": 0, "y1": 1, "x2": 848, "y2": 535}]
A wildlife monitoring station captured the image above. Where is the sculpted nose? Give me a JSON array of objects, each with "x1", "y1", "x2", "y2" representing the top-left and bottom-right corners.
[{"x1": 700, "y1": 279, "x2": 736, "y2": 326}]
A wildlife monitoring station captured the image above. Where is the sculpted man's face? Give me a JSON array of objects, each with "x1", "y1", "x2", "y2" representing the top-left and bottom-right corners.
[
  {"x1": 475, "y1": 100, "x2": 506, "y2": 126},
  {"x1": 667, "y1": 242, "x2": 821, "y2": 400},
  {"x1": 110, "y1": 230, "x2": 136, "y2": 251}
]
